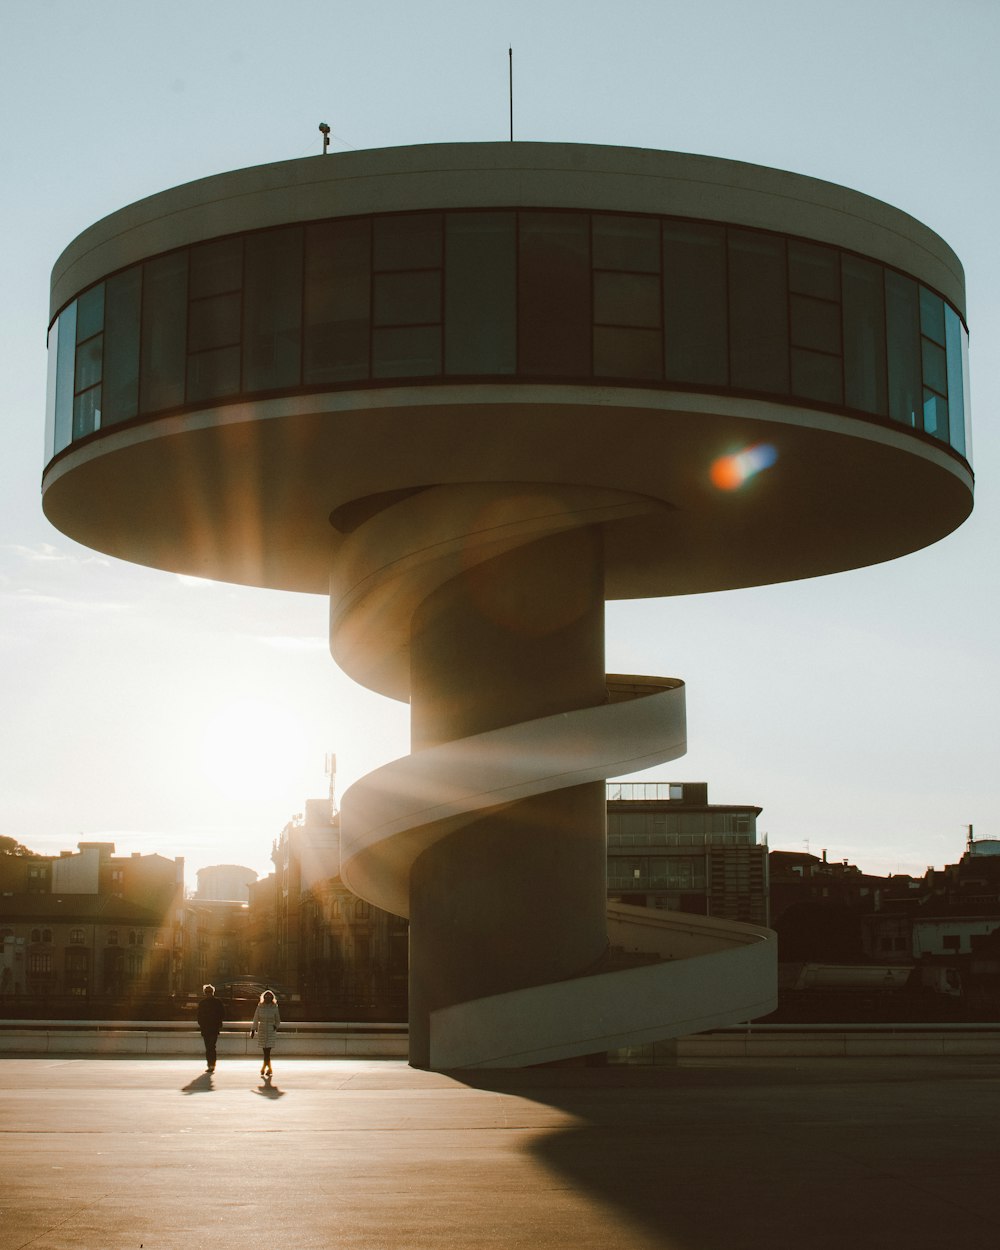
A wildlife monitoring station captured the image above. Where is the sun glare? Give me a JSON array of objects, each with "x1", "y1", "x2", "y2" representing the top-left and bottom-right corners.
[{"x1": 197, "y1": 697, "x2": 308, "y2": 801}]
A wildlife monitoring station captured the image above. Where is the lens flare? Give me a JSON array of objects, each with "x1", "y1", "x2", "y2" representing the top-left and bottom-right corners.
[{"x1": 709, "y1": 443, "x2": 778, "y2": 491}]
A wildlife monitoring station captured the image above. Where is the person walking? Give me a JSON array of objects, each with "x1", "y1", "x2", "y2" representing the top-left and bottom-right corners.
[
  {"x1": 197, "y1": 984, "x2": 225, "y2": 1073},
  {"x1": 251, "y1": 989, "x2": 280, "y2": 1077}
]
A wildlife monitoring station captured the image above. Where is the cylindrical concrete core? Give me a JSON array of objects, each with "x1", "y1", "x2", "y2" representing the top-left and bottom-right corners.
[{"x1": 407, "y1": 527, "x2": 609, "y2": 1068}]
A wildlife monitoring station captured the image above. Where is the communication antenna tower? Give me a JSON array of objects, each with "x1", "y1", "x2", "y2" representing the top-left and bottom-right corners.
[
  {"x1": 508, "y1": 48, "x2": 513, "y2": 141},
  {"x1": 325, "y1": 752, "x2": 338, "y2": 813}
]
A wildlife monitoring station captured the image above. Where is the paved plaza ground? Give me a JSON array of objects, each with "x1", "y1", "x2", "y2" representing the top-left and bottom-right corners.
[{"x1": 1, "y1": 1054, "x2": 998, "y2": 1249}]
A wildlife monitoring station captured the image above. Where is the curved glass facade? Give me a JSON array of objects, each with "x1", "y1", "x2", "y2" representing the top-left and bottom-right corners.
[{"x1": 46, "y1": 209, "x2": 971, "y2": 464}]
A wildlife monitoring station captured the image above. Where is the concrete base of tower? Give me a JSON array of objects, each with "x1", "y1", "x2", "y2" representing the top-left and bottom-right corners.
[
  {"x1": 408, "y1": 785, "x2": 608, "y2": 1068},
  {"x1": 405, "y1": 527, "x2": 609, "y2": 1069}
]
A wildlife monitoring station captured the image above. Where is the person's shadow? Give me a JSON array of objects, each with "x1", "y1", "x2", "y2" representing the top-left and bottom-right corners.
[
  {"x1": 252, "y1": 1074, "x2": 285, "y2": 1100},
  {"x1": 180, "y1": 1072, "x2": 214, "y2": 1095}
]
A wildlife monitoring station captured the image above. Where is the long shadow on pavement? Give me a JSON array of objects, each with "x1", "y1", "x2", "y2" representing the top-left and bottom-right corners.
[{"x1": 451, "y1": 1063, "x2": 999, "y2": 1250}]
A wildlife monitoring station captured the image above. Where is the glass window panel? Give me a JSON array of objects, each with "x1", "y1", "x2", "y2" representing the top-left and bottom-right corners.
[
  {"x1": 791, "y1": 348, "x2": 843, "y2": 405},
  {"x1": 304, "y1": 218, "x2": 371, "y2": 384},
  {"x1": 76, "y1": 284, "x2": 105, "y2": 343},
  {"x1": 373, "y1": 271, "x2": 441, "y2": 326},
  {"x1": 944, "y1": 306, "x2": 967, "y2": 459},
  {"x1": 243, "y1": 226, "x2": 303, "y2": 392},
  {"x1": 373, "y1": 213, "x2": 442, "y2": 271},
  {"x1": 594, "y1": 326, "x2": 662, "y2": 379},
  {"x1": 103, "y1": 267, "x2": 141, "y2": 425},
  {"x1": 189, "y1": 237, "x2": 242, "y2": 298},
  {"x1": 594, "y1": 271, "x2": 660, "y2": 328},
  {"x1": 961, "y1": 320, "x2": 972, "y2": 460},
  {"x1": 45, "y1": 315, "x2": 60, "y2": 460},
  {"x1": 663, "y1": 220, "x2": 728, "y2": 385},
  {"x1": 728, "y1": 229, "x2": 789, "y2": 394},
  {"x1": 188, "y1": 292, "x2": 241, "y2": 352},
  {"x1": 919, "y1": 286, "x2": 946, "y2": 346},
  {"x1": 885, "y1": 270, "x2": 921, "y2": 427},
  {"x1": 518, "y1": 211, "x2": 590, "y2": 376},
  {"x1": 592, "y1": 214, "x2": 659, "y2": 273},
  {"x1": 186, "y1": 345, "x2": 241, "y2": 403},
  {"x1": 842, "y1": 254, "x2": 887, "y2": 416},
  {"x1": 75, "y1": 333, "x2": 103, "y2": 393},
  {"x1": 790, "y1": 294, "x2": 841, "y2": 353},
  {"x1": 54, "y1": 302, "x2": 77, "y2": 453},
  {"x1": 73, "y1": 385, "x2": 101, "y2": 439},
  {"x1": 922, "y1": 390, "x2": 949, "y2": 442},
  {"x1": 788, "y1": 240, "x2": 840, "y2": 300},
  {"x1": 921, "y1": 338, "x2": 947, "y2": 397},
  {"x1": 140, "y1": 251, "x2": 188, "y2": 412},
  {"x1": 372, "y1": 325, "x2": 441, "y2": 377},
  {"x1": 445, "y1": 211, "x2": 516, "y2": 374}
]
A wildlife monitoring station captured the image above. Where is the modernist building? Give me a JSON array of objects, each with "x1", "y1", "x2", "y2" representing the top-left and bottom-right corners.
[
  {"x1": 607, "y1": 782, "x2": 767, "y2": 926},
  {"x1": 42, "y1": 143, "x2": 973, "y2": 1067}
]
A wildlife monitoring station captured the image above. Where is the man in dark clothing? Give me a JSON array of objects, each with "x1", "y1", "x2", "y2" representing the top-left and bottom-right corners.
[{"x1": 197, "y1": 984, "x2": 225, "y2": 1072}]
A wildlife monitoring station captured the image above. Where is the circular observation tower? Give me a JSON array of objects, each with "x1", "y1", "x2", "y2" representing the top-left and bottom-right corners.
[{"x1": 43, "y1": 143, "x2": 973, "y2": 1067}]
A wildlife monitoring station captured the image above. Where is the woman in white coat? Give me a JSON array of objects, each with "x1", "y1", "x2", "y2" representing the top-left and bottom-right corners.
[{"x1": 251, "y1": 989, "x2": 280, "y2": 1077}]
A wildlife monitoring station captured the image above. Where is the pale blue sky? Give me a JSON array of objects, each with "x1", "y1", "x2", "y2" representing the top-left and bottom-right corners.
[{"x1": 2, "y1": 0, "x2": 998, "y2": 882}]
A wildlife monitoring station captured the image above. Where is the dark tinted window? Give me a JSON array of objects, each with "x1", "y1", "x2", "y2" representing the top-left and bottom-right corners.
[
  {"x1": 594, "y1": 271, "x2": 660, "y2": 328},
  {"x1": 73, "y1": 387, "x2": 101, "y2": 440},
  {"x1": 592, "y1": 215, "x2": 659, "y2": 273},
  {"x1": 190, "y1": 237, "x2": 242, "y2": 299},
  {"x1": 885, "y1": 270, "x2": 921, "y2": 427},
  {"x1": 140, "y1": 252, "x2": 188, "y2": 412},
  {"x1": 75, "y1": 333, "x2": 103, "y2": 392},
  {"x1": 373, "y1": 213, "x2": 442, "y2": 270},
  {"x1": 304, "y1": 218, "x2": 371, "y2": 383},
  {"x1": 374, "y1": 271, "x2": 441, "y2": 326},
  {"x1": 944, "y1": 306, "x2": 966, "y2": 458},
  {"x1": 788, "y1": 240, "x2": 839, "y2": 300},
  {"x1": 74, "y1": 283, "x2": 105, "y2": 437},
  {"x1": 76, "y1": 285, "x2": 105, "y2": 343},
  {"x1": 791, "y1": 350, "x2": 842, "y2": 405},
  {"x1": 53, "y1": 302, "x2": 77, "y2": 454},
  {"x1": 663, "y1": 221, "x2": 727, "y2": 385},
  {"x1": 790, "y1": 295, "x2": 840, "y2": 353},
  {"x1": 372, "y1": 325, "x2": 440, "y2": 377},
  {"x1": 103, "y1": 268, "x2": 141, "y2": 425},
  {"x1": 593, "y1": 326, "x2": 662, "y2": 380},
  {"x1": 728, "y1": 229, "x2": 789, "y2": 394},
  {"x1": 445, "y1": 212, "x2": 516, "y2": 374},
  {"x1": 372, "y1": 213, "x2": 442, "y2": 379},
  {"x1": 243, "y1": 226, "x2": 303, "y2": 392},
  {"x1": 188, "y1": 293, "x2": 241, "y2": 353},
  {"x1": 187, "y1": 346, "x2": 240, "y2": 402},
  {"x1": 842, "y1": 255, "x2": 887, "y2": 416},
  {"x1": 922, "y1": 338, "x2": 947, "y2": 395},
  {"x1": 919, "y1": 286, "x2": 946, "y2": 346},
  {"x1": 518, "y1": 212, "x2": 590, "y2": 375}
]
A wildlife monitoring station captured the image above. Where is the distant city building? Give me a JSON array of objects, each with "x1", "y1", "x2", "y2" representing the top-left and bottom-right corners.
[
  {"x1": 0, "y1": 842, "x2": 184, "y2": 1005},
  {"x1": 195, "y1": 863, "x2": 258, "y2": 903},
  {"x1": 267, "y1": 800, "x2": 407, "y2": 1020},
  {"x1": 606, "y1": 782, "x2": 768, "y2": 926},
  {"x1": 863, "y1": 834, "x2": 1000, "y2": 964}
]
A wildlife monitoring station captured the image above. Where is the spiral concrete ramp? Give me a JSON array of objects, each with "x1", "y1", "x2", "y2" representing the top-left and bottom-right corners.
[
  {"x1": 335, "y1": 483, "x2": 777, "y2": 1067},
  {"x1": 430, "y1": 904, "x2": 777, "y2": 1069}
]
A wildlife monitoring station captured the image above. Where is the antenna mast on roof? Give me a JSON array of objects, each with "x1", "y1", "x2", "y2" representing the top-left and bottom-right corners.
[
  {"x1": 319, "y1": 122, "x2": 331, "y2": 155},
  {"x1": 326, "y1": 753, "x2": 338, "y2": 814},
  {"x1": 508, "y1": 47, "x2": 513, "y2": 141}
]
